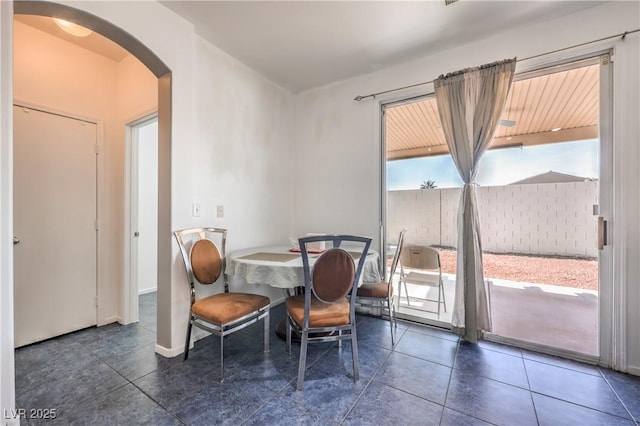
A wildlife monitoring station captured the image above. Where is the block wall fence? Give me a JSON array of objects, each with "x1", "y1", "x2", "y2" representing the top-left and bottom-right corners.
[{"x1": 387, "y1": 181, "x2": 599, "y2": 258}]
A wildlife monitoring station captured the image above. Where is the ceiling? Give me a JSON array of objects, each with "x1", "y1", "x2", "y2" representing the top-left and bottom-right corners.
[
  {"x1": 14, "y1": 14, "x2": 129, "y2": 62},
  {"x1": 386, "y1": 61, "x2": 599, "y2": 160},
  {"x1": 159, "y1": 1, "x2": 605, "y2": 93},
  {"x1": 14, "y1": 2, "x2": 604, "y2": 162},
  {"x1": 14, "y1": 2, "x2": 604, "y2": 93}
]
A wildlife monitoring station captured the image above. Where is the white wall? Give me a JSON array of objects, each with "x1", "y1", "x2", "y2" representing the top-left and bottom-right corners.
[
  {"x1": 294, "y1": 2, "x2": 640, "y2": 372},
  {"x1": 116, "y1": 55, "x2": 158, "y2": 122},
  {"x1": 0, "y1": 1, "x2": 15, "y2": 423},
  {"x1": 293, "y1": 88, "x2": 380, "y2": 240},
  {"x1": 192, "y1": 37, "x2": 295, "y2": 253}
]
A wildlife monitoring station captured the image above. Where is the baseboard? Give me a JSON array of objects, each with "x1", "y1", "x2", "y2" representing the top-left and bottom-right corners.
[
  {"x1": 625, "y1": 365, "x2": 640, "y2": 376},
  {"x1": 154, "y1": 343, "x2": 184, "y2": 358},
  {"x1": 97, "y1": 316, "x2": 120, "y2": 326},
  {"x1": 138, "y1": 288, "x2": 157, "y2": 296}
]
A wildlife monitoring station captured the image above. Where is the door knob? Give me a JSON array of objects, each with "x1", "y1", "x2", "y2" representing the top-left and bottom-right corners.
[
  {"x1": 13, "y1": 236, "x2": 20, "y2": 245},
  {"x1": 134, "y1": 232, "x2": 140, "y2": 237}
]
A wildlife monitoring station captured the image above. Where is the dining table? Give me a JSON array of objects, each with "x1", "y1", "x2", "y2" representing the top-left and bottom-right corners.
[{"x1": 225, "y1": 244, "x2": 382, "y2": 340}]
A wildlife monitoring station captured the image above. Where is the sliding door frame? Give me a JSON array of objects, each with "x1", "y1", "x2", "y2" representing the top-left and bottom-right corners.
[{"x1": 379, "y1": 50, "x2": 616, "y2": 365}]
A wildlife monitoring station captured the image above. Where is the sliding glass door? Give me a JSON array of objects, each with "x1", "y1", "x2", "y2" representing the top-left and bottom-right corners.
[
  {"x1": 383, "y1": 94, "x2": 458, "y2": 328},
  {"x1": 381, "y1": 54, "x2": 611, "y2": 359},
  {"x1": 478, "y1": 57, "x2": 606, "y2": 357}
]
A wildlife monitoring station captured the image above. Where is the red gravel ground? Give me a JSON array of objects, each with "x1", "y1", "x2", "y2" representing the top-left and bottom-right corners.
[{"x1": 436, "y1": 249, "x2": 598, "y2": 291}]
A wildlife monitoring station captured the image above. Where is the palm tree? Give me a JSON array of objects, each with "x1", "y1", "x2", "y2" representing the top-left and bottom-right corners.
[{"x1": 420, "y1": 179, "x2": 438, "y2": 189}]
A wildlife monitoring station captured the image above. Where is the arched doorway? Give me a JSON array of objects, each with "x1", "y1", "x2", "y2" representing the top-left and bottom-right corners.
[{"x1": 12, "y1": 1, "x2": 173, "y2": 350}]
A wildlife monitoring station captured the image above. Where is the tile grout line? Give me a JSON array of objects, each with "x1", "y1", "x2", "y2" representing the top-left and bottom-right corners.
[
  {"x1": 521, "y1": 352, "x2": 602, "y2": 377},
  {"x1": 598, "y1": 370, "x2": 638, "y2": 423},
  {"x1": 438, "y1": 338, "x2": 460, "y2": 425},
  {"x1": 124, "y1": 366, "x2": 188, "y2": 425},
  {"x1": 524, "y1": 357, "x2": 636, "y2": 421},
  {"x1": 340, "y1": 344, "x2": 394, "y2": 424},
  {"x1": 239, "y1": 387, "x2": 283, "y2": 425},
  {"x1": 529, "y1": 389, "x2": 637, "y2": 423},
  {"x1": 443, "y1": 338, "x2": 524, "y2": 426},
  {"x1": 522, "y1": 357, "x2": 542, "y2": 426},
  {"x1": 369, "y1": 348, "x2": 453, "y2": 408},
  {"x1": 94, "y1": 299, "x2": 185, "y2": 425},
  {"x1": 99, "y1": 350, "x2": 188, "y2": 425}
]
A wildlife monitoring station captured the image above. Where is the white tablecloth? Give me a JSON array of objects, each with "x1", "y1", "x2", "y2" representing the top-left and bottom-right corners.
[{"x1": 225, "y1": 245, "x2": 381, "y2": 289}]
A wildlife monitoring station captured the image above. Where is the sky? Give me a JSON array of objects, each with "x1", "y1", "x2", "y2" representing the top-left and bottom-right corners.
[{"x1": 386, "y1": 139, "x2": 599, "y2": 190}]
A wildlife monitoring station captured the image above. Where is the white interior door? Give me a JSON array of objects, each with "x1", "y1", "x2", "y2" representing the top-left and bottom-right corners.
[
  {"x1": 134, "y1": 118, "x2": 158, "y2": 295},
  {"x1": 13, "y1": 105, "x2": 97, "y2": 347}
]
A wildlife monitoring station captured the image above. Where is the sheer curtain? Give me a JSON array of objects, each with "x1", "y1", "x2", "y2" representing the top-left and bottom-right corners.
[{"x1": 434, "y1": 58, "x2": 516, "y2": 342}]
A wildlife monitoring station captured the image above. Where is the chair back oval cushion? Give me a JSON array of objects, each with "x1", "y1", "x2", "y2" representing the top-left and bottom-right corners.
[
  {"x1": 312, "y1": 248, "x2": 355, "y2": 302},
  {"x1": 190, "y1": 239, "x2": 222, "y2": 284}
]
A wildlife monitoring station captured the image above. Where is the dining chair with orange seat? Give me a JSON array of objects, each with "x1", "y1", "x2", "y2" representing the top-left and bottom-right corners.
[
  {"x1": 356, "y1": 227, "x2": 406, "y2": 346},
  {"x1": 173, "y1": 227, "x2": 270, "y2": 381},
  {"x1": 285, "y1": 234, "x2": 372, "y2": 391}
]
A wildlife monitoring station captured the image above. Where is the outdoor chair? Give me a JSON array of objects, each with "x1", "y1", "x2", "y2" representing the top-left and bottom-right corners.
[
  {"x1": 399, "y1": 245, "x2": 446, "y2": 317},
  {"x1": 286, "y1": 234, "x2": 372, "y2": 391},
  {"x1": 173, "y1": 227, "x2": 270, "y2": 381},
  {"x1": 356, "y1": 228, "x2": 406, "y2": 346}
]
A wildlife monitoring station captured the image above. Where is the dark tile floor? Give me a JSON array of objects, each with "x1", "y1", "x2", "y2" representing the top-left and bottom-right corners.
[{"x1": 14, "y1": 292, "x2": 640, "y2": 425}]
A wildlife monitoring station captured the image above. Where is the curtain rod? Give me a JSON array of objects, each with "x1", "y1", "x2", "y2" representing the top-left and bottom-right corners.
[{"x1": 353, "y1": 28, "x2": 639, "y2": 102}]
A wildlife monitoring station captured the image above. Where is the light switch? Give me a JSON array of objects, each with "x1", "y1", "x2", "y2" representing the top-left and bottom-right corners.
[
  {"x1": 216, "y1": 205, "x2": 224, "y2": 218},
  {"x1": 192, "y1": 203, "x2": 201, "y2": 217}
]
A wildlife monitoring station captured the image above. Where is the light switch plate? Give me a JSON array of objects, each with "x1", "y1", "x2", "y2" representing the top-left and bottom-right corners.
[
  {"x1": 192, "y1": 203, "x2": 201, "y2": 217},
  {"x1": 216, "y1": 205, "x2": 224, "y2": 218}
]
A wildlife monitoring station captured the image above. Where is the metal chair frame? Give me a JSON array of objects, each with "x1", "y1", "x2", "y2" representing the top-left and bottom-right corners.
[
  {"x1": 398, "y1": 245, "x2": 447, "y2": 317},
  {"x1": 355, "y1": 228, "x2": 406, "y2": 346},
  {"x1": 286, "y1": 234, "x2": 372, "y2": 391},
  {"x1": 174, "y1": 227, "x2": 270, "y2": 381}
]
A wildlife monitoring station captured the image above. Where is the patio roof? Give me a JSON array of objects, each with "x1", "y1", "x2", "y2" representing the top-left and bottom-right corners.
[{"x1": 386, "y1": 61, "x2": 599, "y2": 160}]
